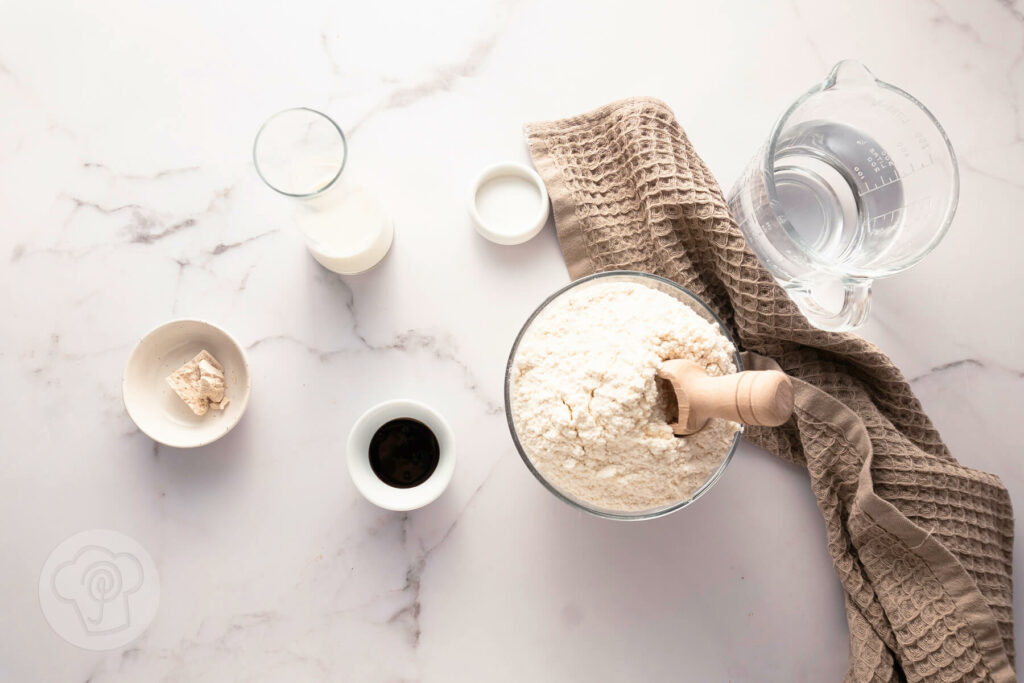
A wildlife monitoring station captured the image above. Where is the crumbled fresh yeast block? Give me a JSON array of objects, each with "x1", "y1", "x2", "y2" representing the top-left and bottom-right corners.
[{"x1": 166, "y1": 350, "x2": 229, "y2": 416}]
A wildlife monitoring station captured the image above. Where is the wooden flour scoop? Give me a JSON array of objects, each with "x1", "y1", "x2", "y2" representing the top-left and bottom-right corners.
[{"x1": 656, "y1": 360, "x2": 794, "y2": 436}]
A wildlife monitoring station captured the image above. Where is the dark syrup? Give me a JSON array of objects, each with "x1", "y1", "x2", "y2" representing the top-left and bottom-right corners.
[{"x1": 368, "y1": 418, "x2": 440, "y2": 489}]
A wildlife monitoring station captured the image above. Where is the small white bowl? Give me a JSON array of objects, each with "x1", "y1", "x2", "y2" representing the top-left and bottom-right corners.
[
  {"x1": 347, "y1": 400, "x2": 456, "y2": 511},
  {"x1": 468, "y1": 162, "x2": 550, "y2": 245},
  {"x1": 123, "y1": 319, "x2": 252, "y2": 448}
]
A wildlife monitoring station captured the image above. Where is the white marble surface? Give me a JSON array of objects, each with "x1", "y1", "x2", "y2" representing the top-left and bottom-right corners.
[{"x1": 1, "y1": 0, "x2": 1022, "y2": 680}]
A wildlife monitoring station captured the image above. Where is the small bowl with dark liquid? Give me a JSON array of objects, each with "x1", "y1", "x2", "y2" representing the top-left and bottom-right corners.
[{"x1": 347, "y1": 400, "x2": 456, "y2": 511}]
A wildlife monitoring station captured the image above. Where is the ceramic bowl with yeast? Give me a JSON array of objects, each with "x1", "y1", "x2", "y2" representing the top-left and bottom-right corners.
[{"x1": 123, "y1": 319, "x2": 251, "y2": 448}]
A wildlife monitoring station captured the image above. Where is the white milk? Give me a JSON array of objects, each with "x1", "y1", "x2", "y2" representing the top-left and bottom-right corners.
[{"x1": 298, "y1": 184, "x2": 394, "y2": 274}]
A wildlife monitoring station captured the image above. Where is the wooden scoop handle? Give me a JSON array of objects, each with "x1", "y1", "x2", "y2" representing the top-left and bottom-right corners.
[{"x1": 657, "y1": 359, "x2": 794, "y2": 435}]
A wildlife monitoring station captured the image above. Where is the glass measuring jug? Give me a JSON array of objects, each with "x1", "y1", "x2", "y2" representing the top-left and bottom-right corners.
[{"x1": 728, "y1": 60, "x2": 959, "y2": 331}]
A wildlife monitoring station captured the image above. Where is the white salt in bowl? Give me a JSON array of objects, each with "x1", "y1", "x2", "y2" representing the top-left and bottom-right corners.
[
  {"x1": 468, "y1": 162, "x2": 550, "y2": 245},
  {"x1": 123, "y1": 319, "x2": 251, "y2": 448},
  {"x1": 504, "y1": 270, "x2": 744, "y2": 521}
]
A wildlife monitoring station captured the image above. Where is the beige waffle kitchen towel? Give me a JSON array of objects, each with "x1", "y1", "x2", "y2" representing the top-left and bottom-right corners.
[{"x1": 525, "y1": 98, "x2": 1015, "y2": 683}]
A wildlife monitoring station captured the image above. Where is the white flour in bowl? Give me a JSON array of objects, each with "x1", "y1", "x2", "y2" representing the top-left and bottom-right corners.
[{"x1": 510, "y1": 280, "x2": 739, "y2": 512}]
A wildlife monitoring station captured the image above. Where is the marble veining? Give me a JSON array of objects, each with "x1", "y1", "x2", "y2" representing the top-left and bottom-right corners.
[{"x1": 1, "y1": 0, "x2": 1023, "y2": 681}]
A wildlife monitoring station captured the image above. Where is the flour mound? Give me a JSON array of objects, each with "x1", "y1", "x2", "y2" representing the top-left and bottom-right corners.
[{"x1": 510, "y1": 281, "x2": 739, "y2": 512}]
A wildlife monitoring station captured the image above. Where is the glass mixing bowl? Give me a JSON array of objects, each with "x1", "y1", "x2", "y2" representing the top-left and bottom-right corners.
[{"x1": 504, "y1": 271, "x2": 744, "y2": 521}]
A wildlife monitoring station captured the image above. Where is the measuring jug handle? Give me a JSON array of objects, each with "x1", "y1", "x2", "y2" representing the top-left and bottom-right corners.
[{"x1": 788, "y1": 279, "x2": 872, "y2": 333}]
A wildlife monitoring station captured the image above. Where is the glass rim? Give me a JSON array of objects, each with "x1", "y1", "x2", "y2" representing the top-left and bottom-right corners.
[
  {"x1": 253, "y1": 107, "x2": 348, "y2": 198},
  {"x1": 503, "y1": 270, "x2": 745, "y2": 522},
  {"x1": 763, "y1": 60, "x2": 960, "y2": 273}
]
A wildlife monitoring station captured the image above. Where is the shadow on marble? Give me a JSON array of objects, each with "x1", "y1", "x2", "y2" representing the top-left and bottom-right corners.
[
  {"x1": 139, "y1": 414, "x2": 255, "y2": 486},
  {"x1": 469, "y1": 215, "x2": 562, "y2": 273}
]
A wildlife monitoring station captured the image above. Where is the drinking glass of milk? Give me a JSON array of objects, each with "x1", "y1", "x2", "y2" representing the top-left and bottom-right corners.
[{"x1": 254, "y1": 107, "x2": 394, "y2": 274}]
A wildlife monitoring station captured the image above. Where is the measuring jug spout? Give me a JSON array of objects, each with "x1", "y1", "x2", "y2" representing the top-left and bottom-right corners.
[{"x1": 825, "y1": 60, "x2": 878, "y2": 90}]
